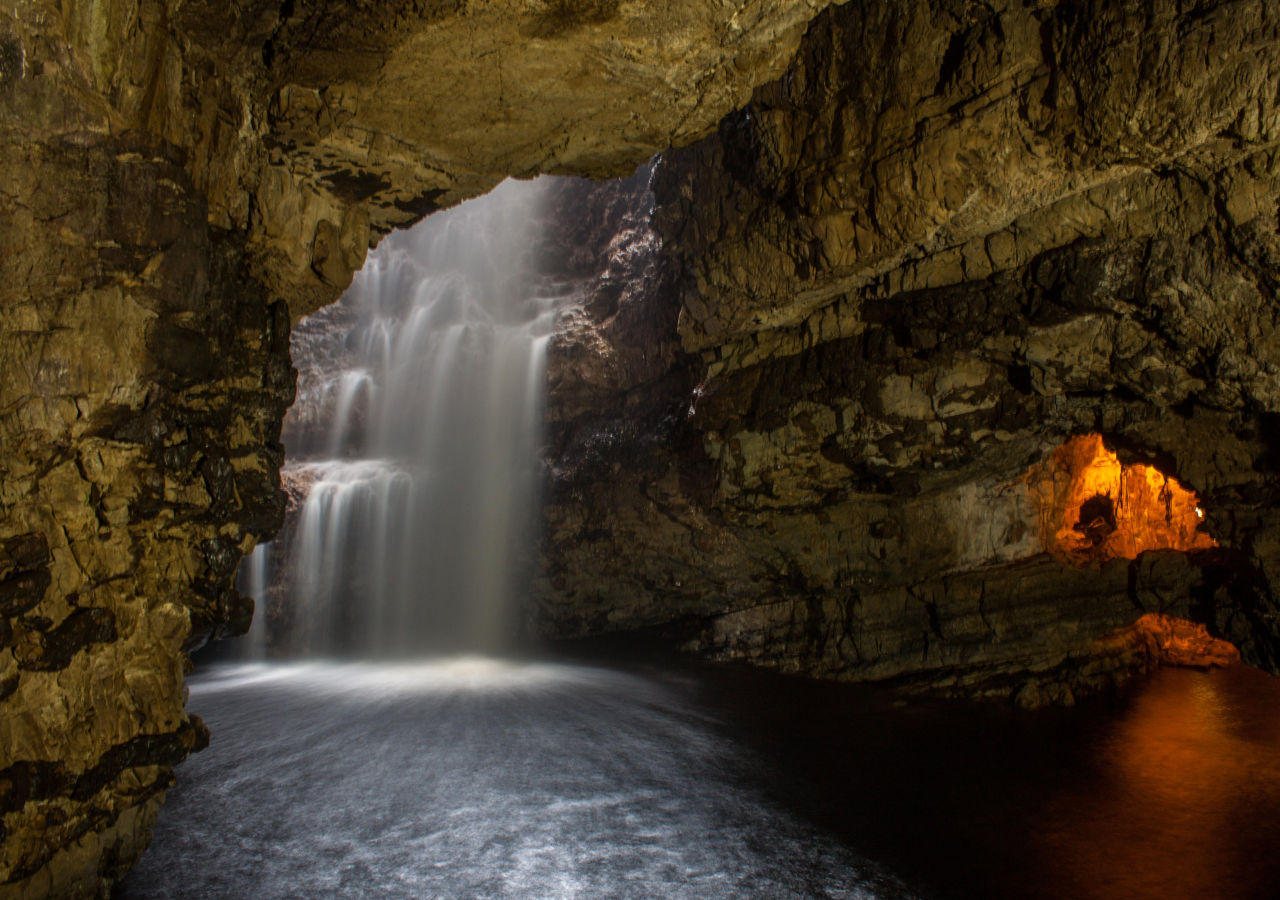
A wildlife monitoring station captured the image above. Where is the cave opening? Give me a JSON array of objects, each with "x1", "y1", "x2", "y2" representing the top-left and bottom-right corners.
[
  {"x1": 13, "y1": 2, "x2": 1280, "y2": 897},
  {"x1": 1026, "y1": 434, "x2": 1242, "y2": 671},
  {"x1": 1031, "y1": 433, "x2": 1216, "y2": 566},
  {"x1": 234, "y1": 176, "x2": 565, "y2": 659},
  {"x1": 125, "y1": 172, "x2": 1278, "y2": 900}
]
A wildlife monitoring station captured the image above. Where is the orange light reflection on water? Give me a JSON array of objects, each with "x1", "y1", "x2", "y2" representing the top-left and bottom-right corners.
[{"x1": 1032, "y1": 667, "x2": 1280, "y2": 900}]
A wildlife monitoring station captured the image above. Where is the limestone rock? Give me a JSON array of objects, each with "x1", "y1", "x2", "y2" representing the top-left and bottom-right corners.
[
  {"x1": 6, "y1": 0, "x2": 1280, "y2": 894},
  {"x1": 656, "y1": 0, "x2": 1280, "y2": 356},
  {"x1": 0, "y1": 129, "x2": 292, "y2": 895},
  {"x1": 533, "y1": 0, "x2": 1280, "y2": 704},
  {"x1": 1, "y1": 2, "x2": 839, "y2": 893}
]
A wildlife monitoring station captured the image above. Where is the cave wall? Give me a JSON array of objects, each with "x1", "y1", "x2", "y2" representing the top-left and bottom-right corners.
[
  {"x1": 534, "y1": 0, "x2": 1280, "y2": 702},
  {"x1": 0, "y1": 1, "x2": 833, "y2": 895}
]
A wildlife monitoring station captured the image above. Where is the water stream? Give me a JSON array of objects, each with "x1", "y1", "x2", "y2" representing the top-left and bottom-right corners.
[
  {"x1": 120, "y1": 661, "x2": 1280, "y2": 899},
  {"x1": 249, "y1": 178, "x2": 558, "y2": 656}
]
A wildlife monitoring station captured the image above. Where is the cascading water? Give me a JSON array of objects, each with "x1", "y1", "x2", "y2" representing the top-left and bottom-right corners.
[
  {"x1": 258, "y1": 177, "x2": 558, "y2": 656},
  {"x1": 234, "y1": 543, "x2": 271, "y2": 660}
]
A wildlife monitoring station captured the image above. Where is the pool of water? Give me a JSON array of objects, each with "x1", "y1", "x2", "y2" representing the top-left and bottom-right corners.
[{"x1": 119, "y1": 660, "x2": 1280, "y2": 900}]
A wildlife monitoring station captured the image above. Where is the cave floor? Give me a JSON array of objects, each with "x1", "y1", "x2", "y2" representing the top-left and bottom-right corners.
[{"x1": 117, "y1": 657, "x2": 1280, "y2": 900}]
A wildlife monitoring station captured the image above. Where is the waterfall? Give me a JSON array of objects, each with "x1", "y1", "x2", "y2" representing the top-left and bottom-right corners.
[
  {"x1": 234, "y1": 543, "x2": 271, "y2": 661},
  {"x1": 239, "y1": 178, "x2": 558, "y2": 657}
]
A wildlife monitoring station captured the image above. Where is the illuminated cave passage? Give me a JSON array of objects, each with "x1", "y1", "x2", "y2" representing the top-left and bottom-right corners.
[
  {"x1": 1030, "y1": 434, "x2": 1216, "y2": 566},
  {"x1": 1026, "y1": 436, "x2": 1240, "y2": 673}
]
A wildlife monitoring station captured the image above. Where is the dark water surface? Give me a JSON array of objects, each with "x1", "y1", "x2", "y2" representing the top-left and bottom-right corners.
[{"x1": 119, "y1": 660, "x2": 1280, "y2": 900}]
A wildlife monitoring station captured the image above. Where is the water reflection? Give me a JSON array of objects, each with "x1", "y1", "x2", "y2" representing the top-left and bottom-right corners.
[
  {"x1": 120, "y1": 662, "x2": 1280, "y2": 900},
  {"x1": 1034, "y1": 666, "x2": 1280, "y2": 900},
  {"x1": 674, "y1": 662, "x2": 1280, "y2": 900}
]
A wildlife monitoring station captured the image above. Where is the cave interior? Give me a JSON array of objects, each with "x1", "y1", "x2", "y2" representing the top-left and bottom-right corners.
[{"x1": 3, "y1": 0, "x2": 1280, "y2": 897}]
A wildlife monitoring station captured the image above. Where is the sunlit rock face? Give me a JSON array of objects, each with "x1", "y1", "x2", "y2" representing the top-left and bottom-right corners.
[
  {"x1": 0, "y1": 1, "x2": 835, "y2": 895},
  {"x1": 0, "y1": 132, "x2": 294, "y2": 897},
  {"x1": 534, "y1": 0, "x2": 1280, "y2": 700}
]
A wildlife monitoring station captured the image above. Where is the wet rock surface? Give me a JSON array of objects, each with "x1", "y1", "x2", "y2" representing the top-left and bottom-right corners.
[
  {"x1": 1, "y1": 1, "x2": 832, "y2": 895},
  {"x1": 0, "y1": 128, "x2": 293, "y2": 896},
  {"x1": 533, "y1": 0, "x2": 1280, "y2": 703},
  {"x1": 4, "y1": 0, "x2": 1280, "y2": 895}
]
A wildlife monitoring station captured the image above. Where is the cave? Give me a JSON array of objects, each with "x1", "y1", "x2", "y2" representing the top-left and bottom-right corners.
[
  {"x1": 1031, "y1": 433, "x2": 1217, "y2": 565},
  {"x1": 5, "y1": 1, "x2": 1280, "y2": 898}
]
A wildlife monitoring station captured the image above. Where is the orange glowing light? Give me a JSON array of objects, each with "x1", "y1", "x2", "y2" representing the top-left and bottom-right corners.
[
  {"x1": 1130, "y1": 613, "x2": 1240, "y2": 668},
  {"x1": 1028, "y1": 434, "x2": 1216, "y2": 565}
]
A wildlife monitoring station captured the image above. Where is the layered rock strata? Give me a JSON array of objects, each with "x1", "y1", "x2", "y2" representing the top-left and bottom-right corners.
[
  {"x1": 1, "y1": 1, "x2": 832, "y2": 895},
  {"x1": 533, "y1": 0, "x2": 1280, "y2": 701}
]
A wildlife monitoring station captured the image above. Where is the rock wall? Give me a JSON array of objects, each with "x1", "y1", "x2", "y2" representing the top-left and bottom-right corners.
[
  {"x1": 0, "y1": 1, "x2": 832, "y2": 895},
  {"x1": 0, "y1": 128, "x2": 293, "y2": 896},
  {"x1": 533, "y1": 0, "x2": 1280, "y2": 701}
]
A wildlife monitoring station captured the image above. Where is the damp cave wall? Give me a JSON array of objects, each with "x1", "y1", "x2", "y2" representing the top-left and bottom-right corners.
[
  {"x1": 533, "y1": 0, "x2": 1280, "y2": 700},
  {"x1": 2, "y1": 0, "x2": 1280, "y2": 897},
  {"x1": 0, "y1": 0, "x2": 833, "y2": 895}
]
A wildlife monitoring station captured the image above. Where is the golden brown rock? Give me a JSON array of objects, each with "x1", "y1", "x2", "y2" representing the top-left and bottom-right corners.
[
  {"x1": 5, "y1": 0, "x2": 1280, "y2": 895},
  {"x1": 657, "y1": 0, "x2": 1280, "y2": 357},
  {"x1": 0, "y1": 1, "x2": 839, "y2": 895},
  {"x1": 534, "y1": 0, "x2": 1280, "y2": 709}
]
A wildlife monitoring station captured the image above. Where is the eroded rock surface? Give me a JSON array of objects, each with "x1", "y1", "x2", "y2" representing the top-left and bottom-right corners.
[
  {"x1": 0, "y1": 129, "x2": 292, "y2": 897},
  {"x1": 533, "y1": 0, "x2": 1280, "y2": 703},
  {"x1": 5, "y1": 0, "x2": 1280, "y2": 894}
]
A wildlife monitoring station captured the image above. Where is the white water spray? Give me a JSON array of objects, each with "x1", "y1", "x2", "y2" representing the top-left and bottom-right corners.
[
  {"x1": 242, "y1": 178, "x2": 558, "y2": 656},
  {"x1": 235, "y1": 543, "x2": 271, "y2": 661}
]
